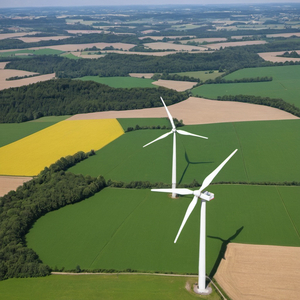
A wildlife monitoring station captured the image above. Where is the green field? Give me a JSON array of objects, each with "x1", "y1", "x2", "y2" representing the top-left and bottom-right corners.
[
  {"x1": 0, "y1": 48, "x2": 63, "y2": 57},
  {"x1": 0, "y1": 274, "x2": 223, "y2": 300},
  {"x1": 60, "y1": 53, "x2": 81, "y2": 60},
  {"x1": 191, "y1": 65, "x2": 300, "y2": 108},
  {"x1": 26, "y1": 186, "x2": 300, "y2": 275},
  {"x1": 174, "y1": 71, "x2": 224, "y2": 81},
  {"x1": 78, "y1": 76, "x2": 155, "y2": 88},
  {"x1": 0, "y1": 122, "x2": 58, "y2": 147},
  {"x1": 69, "y1": 120, "x2": 300, "y2": 184}
]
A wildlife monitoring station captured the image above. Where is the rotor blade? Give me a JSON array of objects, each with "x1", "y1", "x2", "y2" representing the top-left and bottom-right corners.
[
  {"x1": 199, "y1": 149, "x2": 238, "y2": 193},
  {"x1": 174, "y1": 195, "x2": 198, "y2": 243},
  {"x1": 177, "y1": 129, "x2": 208, "y2": 140},
  {"x1": 151, "y1": 188, "x2": 194, "y2": 195},
  {"x1": 143, "y1": 130, "x2": 172, "y2": 147},
  {"x1": 160, "y1": 96, "x2": 176, "y2": 130}
]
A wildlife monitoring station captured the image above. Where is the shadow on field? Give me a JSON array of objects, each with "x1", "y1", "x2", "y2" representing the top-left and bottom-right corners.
[
  {"x1": 178, "y1": 151, "x2": 213, "y2": 185},
  {"x1": 208, "y1": 226, "x2": 244, "y2": 279}
]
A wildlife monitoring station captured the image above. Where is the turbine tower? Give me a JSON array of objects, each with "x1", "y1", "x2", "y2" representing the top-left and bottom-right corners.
[
  {"x1": 143, "y1": 97, "x2": 208, "y2": 198},
  {"x1": 151, "y1": 149, "x2": 238, "y2": 294}
]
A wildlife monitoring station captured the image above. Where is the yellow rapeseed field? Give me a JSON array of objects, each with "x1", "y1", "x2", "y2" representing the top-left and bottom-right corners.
[{"x1": 0, "y1": 119, "x2": 124, "y2": 176}]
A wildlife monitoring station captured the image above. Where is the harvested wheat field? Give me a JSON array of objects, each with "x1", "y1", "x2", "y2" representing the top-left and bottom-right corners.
[
  {"x1": 0, "y1": 32, "x2": 39, "y2": 40},
  {"x1": 129, "y1": 73, "x2": 154, "y2": 78},
  {"x1": 67, "y1": 97, "x2": 298, "y2": 124},
  {"x1": 66, "y1": 30, "x2": 103, "y2": 34},
  {"x1": 0, "y1": 65, "x2": 55, "y2": 90},
  {"x1": 206, "y1": 40, "x2": 267, "y2": 50},
  {"x1": 0, "y1": 119, "x2": 124, "y2": 176},
  {"x1": 152, "y1": 79, "x2": 197, "y2": 91},
  {"x1": 30, "y1": 42, "x2": 135, "y2": 52},
  {"x1": 258, "y1": 51, "x2": 300, "y2": 62},
  {"x1": 215, "y1": 243, "x2": 300, "y2": 300},
  {"x1": 0, "y1": 176, "x2": 32, "y2": 197},
  {"x1": 144, "y1": 42, "x2": 207, "y2": 51}
]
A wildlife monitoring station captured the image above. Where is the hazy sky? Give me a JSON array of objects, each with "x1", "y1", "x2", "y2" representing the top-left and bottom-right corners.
[{"x1": 1, "y1": 0, "x2": 300, "y2": 9}]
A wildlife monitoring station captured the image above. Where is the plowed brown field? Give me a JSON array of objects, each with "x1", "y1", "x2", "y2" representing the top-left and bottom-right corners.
[
  {"x1": 215, "y1": 243, "x2": 300, "y2": 300},
  {"x1": 0, "y1": 176, "x2": 32, "y2": 197},
  {"x1": 67, "y1": 97, "x2": 298, "y2": 124}
]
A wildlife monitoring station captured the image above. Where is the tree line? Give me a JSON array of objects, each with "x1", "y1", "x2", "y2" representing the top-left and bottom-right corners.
[
  {"x1": 0, "y1": 79, "x2": 188, "y2": 123},
  {"x1": 5, "y1": 47, "x2": 267, "y2": 78},
  {"x1": 151, "y1": 73, "x2": 200, "y2": 82},
  {"x1": 0, "y1": 150, "x2": 106, "y2": 281},
  {"x1": 205, "y1": 76, "x2": 273, "y2": 84},
  {"x1": 125, "y1": 118, "x2": 184, "y2": 132}
]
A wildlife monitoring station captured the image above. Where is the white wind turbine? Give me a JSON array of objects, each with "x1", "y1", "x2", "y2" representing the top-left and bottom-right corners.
[
  {"x1": 143, "y1": 97, "x2": 208, "y2": 198},
  {"x1": 152, "y1": 149, "x2": 238, "y2": 294}
]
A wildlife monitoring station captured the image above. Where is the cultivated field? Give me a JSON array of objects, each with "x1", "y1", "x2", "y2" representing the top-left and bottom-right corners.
[
  {"x1": 67, "y1": 97, "x2": 298, "y2": 124},
  {"x1": 129, "y1": 73, "x2": 154, "y2": 78},
  {"x1": 204, "y1": 40, "x2": 267, "y2": 50},
  {"x1": 0, "y1": 32, "x2": 39, "y2": 40},
  {"x1": 0, "y1": 61, "x2": 55, "y2": 90},
  {"x1": 26, "y1": 185, "x2": 300, "y2": 273},
  {"x1": 192, "y1": 65, "x2": 300, "y2": 107},
  {"x1": 0, "y1": 119, "x2": 124, "y2": 176},
  {"x1": 143, "y1": 42, "x2": 207, "y2": 51},
  {"x1": 152, "y1": 79, "x2": 197, "y2": 91},
  {"x1": 68, "y1": 119, "x2": 300, "y2": 183},
  {"x1": 258, "y1": 51, "x2": 300, "y2": 62},
  {"x1": 0, "y1": 120, "x2": 60, "y2": 147},
  {"x1": 215, "y1": 243, "x2": 300, "y2": 300},
  {"x1": 18, "y1": 36, "x2": 71, "y2": 42},
  {"x1": 0, "y1": 176, "x2": 32, "y2": 197},
  {"x1": 79, "y1": 76, "x2": 155, "y2": 88},
  {"x1": 11, "y1": 42, "x2": 136, "y2": 52}
]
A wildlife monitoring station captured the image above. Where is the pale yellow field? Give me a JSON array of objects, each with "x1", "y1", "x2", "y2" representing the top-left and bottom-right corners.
[{"x1": 0, "y1": 119, "x2": 124, "y2": 176}]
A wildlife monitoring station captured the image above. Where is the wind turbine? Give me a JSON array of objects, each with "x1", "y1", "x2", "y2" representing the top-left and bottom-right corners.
[
  {"x1": 143, "y1": 97, "x2": 208, "y2": 198},
  {"x1": 151, "y1": 149, "x2": 238, "y2": 294}
]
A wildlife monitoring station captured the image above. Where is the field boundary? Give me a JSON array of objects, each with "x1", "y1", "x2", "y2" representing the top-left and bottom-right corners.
[{"x1": 51, "y1": 271, "x2": 197, "y2": 277}]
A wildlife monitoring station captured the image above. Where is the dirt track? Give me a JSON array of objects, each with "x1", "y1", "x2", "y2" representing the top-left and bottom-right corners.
[
  {"x1": 215, "y1": 243, "x2": 300, "y2": 300},
  {"x1": 67, "y1": 97, "x2": 298, "y2": 124}
]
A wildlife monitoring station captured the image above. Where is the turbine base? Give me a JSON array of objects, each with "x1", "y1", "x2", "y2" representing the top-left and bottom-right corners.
[{"x1": 193, "y1": 284, "x2": 212, "y2": 295}]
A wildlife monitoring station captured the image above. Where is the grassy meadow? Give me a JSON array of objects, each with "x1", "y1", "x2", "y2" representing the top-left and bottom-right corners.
[
  {"x1": 69, "y1": 119, "x2": 300, "y2": 184},
  {"x1": 26, "y1": 185, "x2": 300, "y2": 275},
  {"x1": 0, "y1": 274, "x2": 223, "y2": 300},
  {"x1": 0, "y1": 119, "x2": 124, "y2": 176},
  {"x1": 191, "y1": 65, "x2": 300, "y2": 108},
  {"x1": 78, "y1": 76, "x2": 155, "y2": 88}
]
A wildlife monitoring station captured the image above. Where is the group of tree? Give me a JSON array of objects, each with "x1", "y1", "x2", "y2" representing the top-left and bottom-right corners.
[
  {"x1": 5, "y1": 47, "x2": 268, "y2": 78},
  {"x1": 126, "y1": 118, "x2": 184, "y2": 132},
  {"x1": 205, "y1": 76, "x2": 273, "y2": 84},
  {"x1": 0, "y1": 150, "x2": 106, "y2": 281},
  {"x1": 278, "y1": 51, "x2": 300, "y2": 58},
  {"x1": 0, "y1": 79, "x2": 188, "y2": 123},
  {"x1": 0, "y1": 33, "x2": 143, "y2": 51},
  {"x1": 151, "y1": 73, "x2": 200, "y2": 82}
]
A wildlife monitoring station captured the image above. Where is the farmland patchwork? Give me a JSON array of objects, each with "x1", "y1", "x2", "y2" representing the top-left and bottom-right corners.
[{"x1": 0, "y1": 119, "x2": 124, "y2": 176}]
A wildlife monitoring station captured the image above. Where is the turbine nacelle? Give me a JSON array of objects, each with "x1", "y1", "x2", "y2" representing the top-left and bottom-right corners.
[{"x1": 197, "y1": 191, "x2": 214, "y2": 201}]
